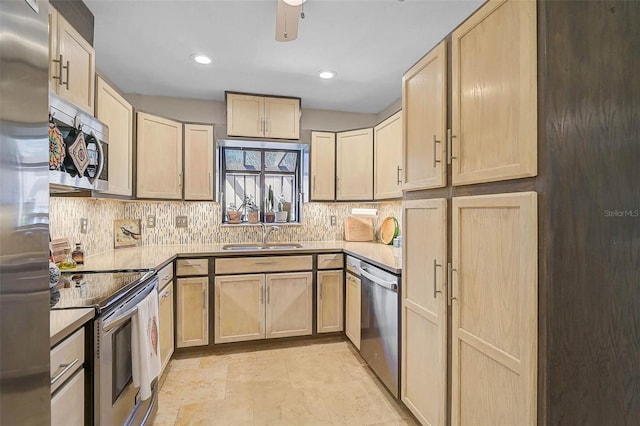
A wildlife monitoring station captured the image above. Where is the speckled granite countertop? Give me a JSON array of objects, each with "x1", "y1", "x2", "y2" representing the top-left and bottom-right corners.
[
  {"x1": 68, "y1": 241, "x2": 402, "y2": 274},
  {"x1": 50, "y1": 308, "x2": 94, "y2": 347}
]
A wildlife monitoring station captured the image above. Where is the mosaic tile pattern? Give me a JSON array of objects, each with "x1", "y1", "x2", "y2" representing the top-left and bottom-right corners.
[
  {"x1": 50, "y1": 198, "x2": 401, "y2": 254},
  {"x1": 49, "y1": 197, "x2": 124, "y2": 256}
]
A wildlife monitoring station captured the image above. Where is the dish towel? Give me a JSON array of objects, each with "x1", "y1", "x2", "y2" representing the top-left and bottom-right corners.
[{"x1": 131, "y1": 288, "x2": 161, "y2": 401}]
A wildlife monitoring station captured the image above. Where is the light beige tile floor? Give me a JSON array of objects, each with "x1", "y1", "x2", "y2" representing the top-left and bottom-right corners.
[{"x1": 153, "y1": 337, "x2": 418, "y2": 426}]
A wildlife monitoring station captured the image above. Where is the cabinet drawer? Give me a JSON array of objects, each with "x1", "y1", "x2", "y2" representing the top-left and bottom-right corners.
[
  {"x1": 158, "y1": 263, "x2": 174, "y2": 290},
  {"x1": 317, "y1": 253, "x2": 344, "y2": 270},
  {"x1": 215, "y1": 255, "x2": 312, "y2": 275},
  {"x1": 50, "y1": 328, "x2": 84, "y2": 394},
  {"x1": 176, "y1": 258, "x2": 209, "y2": 276},
  {"x1": 51, "y1": 369, "x2": 84, "y2": 426}
]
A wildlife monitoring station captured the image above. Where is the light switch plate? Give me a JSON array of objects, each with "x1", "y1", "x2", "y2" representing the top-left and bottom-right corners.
[
  {"x1": 175, "y1": 216, "x2": 188, "y2": 228},
  {"x1": 80, "y1": 218, "x2": 88, "y2": 234},
  {"x1": 146, "y1": 215, "x2": 156, "y2": 228},
  {"x1": 330, "y1": 216, "x2": 336, "y2": 226}
]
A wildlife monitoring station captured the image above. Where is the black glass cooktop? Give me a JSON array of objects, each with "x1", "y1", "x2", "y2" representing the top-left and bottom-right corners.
[{"x1": 50, "y1": 271, "x2": 154, "y2": 311}]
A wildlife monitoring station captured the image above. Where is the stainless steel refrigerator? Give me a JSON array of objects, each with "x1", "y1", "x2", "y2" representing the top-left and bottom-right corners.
[{"x1": 0, "y1": 0, "x2": 51, "y2": 424}]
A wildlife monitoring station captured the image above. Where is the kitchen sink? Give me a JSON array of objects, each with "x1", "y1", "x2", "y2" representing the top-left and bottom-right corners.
[{"x1": 222, "y1": 243, "x2": 303, "y2": 251}]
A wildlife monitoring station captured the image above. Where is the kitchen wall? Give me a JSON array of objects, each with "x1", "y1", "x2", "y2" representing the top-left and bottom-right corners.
[{"x1": 49, "y1": 198, "x2": 401, "y2": 256}]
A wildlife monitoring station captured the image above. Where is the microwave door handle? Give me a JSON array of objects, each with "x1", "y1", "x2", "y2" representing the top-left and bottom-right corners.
[
  {"x1": 95, "y1": 138, "x2": 105, "y2": 182},
  {"x1": 103, "y1": 305, "x2": 137, "y2": 332}
]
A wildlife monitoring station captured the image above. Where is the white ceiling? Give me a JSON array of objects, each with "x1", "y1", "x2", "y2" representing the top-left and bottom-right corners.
[{"x1": 85, "y1": 0, "x2": 483, "y2": 114}]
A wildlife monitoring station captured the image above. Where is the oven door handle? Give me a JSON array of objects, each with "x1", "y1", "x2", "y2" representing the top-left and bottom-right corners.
[
  {"x1": 103, "y1": 305, "x2": 138, "y2": 332},
  {"x1": 360, "y1": 268, "x2": 398, "y2": 291}
]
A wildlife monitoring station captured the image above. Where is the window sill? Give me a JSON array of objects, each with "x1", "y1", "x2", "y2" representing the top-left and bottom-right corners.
[{"x1": 221, "y1": 222, "x2": 302, "y2": 227}]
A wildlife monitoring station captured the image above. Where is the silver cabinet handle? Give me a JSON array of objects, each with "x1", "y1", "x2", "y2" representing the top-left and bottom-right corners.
[
  {"x1": 433, "y1": 135, "x2": 441, "y2": 168},
  {"x1": 447, "y1": 128, "x2": 457, "y2": 164},
  {"x1": 260, "y1": 285, "x2": 264, "y2": 304},
  {"x1": 396, "y1": 165, "x2": 402, "y2": 185},
  {"x1": 255, "y1": 261, "x2": 276, "y2": 265},
  {"x1": 202, "y1": 288, "x2": 206, "y2": 309},
  {"x1": 52, "y1": 54, "x2": 64, "y2": 85},
  {"x1": 63, "y1": 60, "x2": 69, "y2": 89},
  {"x1": 50, "y1": 358, "x2": 79, "y2": 385},
  {"x1": 266, "y1": 286, "x2": 270, "y2": 304},
  {"x1": 433, "y1": 258, "x2": 442, "y2": 299},
  {"x1": 319, "y1": 282, "x2": 322, "y2": 299},
  {"x1": 313, "y1": 176, "x2": 316, "y2": 192},
  {"x1": 447, "y1": 263, "x2": 457, "y2": 306},
  {"x1": 161, "y1": 290, "x2": 172, "y2": 298}
]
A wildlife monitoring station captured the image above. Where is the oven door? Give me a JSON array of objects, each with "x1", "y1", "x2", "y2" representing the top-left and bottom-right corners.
[{"x1": 95, "y1": 278, "x2": 158, "y2": 426}]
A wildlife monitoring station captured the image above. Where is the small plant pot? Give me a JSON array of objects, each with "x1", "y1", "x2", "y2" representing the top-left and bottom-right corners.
[
  {"x1": 275, "y1": 211, "x2": 288, "y2": 223},
  {"x1": 247, "y1": 210, "x2": 260, "y2": 223},
  {"x1": 264, "y1": 212, "x2": 275, "y2": 223},
  {"x1": 227, "y1": 211, "x2": 242, "y2": 224}
]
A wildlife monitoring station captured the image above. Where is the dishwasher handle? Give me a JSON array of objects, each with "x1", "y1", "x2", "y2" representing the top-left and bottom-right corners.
[{"x1": 360, "y1": 268, "x2": 398, "y2": 292}]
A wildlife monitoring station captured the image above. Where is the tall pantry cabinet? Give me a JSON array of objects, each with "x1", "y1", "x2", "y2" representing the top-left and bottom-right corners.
[
  {"x1": 401, "y1": 0, "x2": 538, "y2": 425},
  {"x1": 402, "y1": 0, "x2": 640, "y2": 425}
]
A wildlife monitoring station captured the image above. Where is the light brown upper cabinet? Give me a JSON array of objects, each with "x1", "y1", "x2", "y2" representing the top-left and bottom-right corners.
[
  {"x1": 226, "y1": 93, "x2": 300, "y2": 139},
  {"x1": 451, "y1": 0, "x2": 537, "y2": 185},
  {"x1": 336, "y1": 128, "x2": 374, "y2": 200},
  {"x1": 451, "y1": 192, "x2": 537, "y2": 425},
  {"x1": 401, "y1": 198, "x2": 447, "y2": 426},
  {"x1": 95, "y1": 77, "x2": 134, "y2": 197},
  {"x1": 136, "y1": 112, "x2": 183, "y2": 199},
  {"x1": 374, "y1": 111, "x2": 403, "y2": 199},
  {"x1": 310, "y1": 131, "x2": 336, "y2": 201},
  {"x1": 48, "y1": 6, "x2": 95, "y2": 114},
  {"x1": 184, "y1": 124, "x2": 215, "y2": 200},
  {"x1": 402, "y1": 41, "x2": 447, "y2": 191}
]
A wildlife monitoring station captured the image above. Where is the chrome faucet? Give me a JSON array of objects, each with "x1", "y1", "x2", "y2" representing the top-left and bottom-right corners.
[{"x1": 261, "y1": 223, "x2": 280, "y2": 244}]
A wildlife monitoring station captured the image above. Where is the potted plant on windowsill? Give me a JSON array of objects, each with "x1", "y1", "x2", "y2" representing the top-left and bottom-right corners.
[
  {"x1": 275, "y1": 194, "x2": 288, "y2": 223},
  {"x1": 245, "y1": 196, "x2": 260, "y2": 223},
  {"x1": 227, "y1": 203, "x2": 243, "y2": 224},
  {"x1": 264, "y1": 186, "x2": 275, "y2": 223}
]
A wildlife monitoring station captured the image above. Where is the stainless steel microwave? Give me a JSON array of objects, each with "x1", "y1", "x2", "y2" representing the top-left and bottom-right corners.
[{"x1": 49, "y1": 93, "x2": 109, "y2": 192}]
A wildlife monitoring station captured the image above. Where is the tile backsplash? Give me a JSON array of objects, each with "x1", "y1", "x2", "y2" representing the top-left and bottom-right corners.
[{"x1": 50, "y1": 198, "x2": 401, "y2": 255}]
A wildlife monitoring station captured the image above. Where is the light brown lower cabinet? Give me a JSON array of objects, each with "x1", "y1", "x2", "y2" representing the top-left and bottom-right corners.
[
  {"x1": 402, "y1": 192, "x2": 537, "y2": 426},
  {"x1": 316, "y1": 270, "x2": 344, "y2": 333},
  {"x1": 158, "y1": 281, "x2": 174, "y2": 374},
  {"x1": 214, "y1": 272, "x2": 312, "y2": 344},
  {"x1": 176, "y1": 277, "x2": 209, "y2": 348},
  {"x1": 345, "y1": 272, "x2": 361, "y2": 349}
]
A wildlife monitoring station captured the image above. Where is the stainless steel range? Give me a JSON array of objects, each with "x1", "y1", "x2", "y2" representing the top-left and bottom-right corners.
[{"x1": 51, "y1": 271, "x2": 159, "y2": 426}]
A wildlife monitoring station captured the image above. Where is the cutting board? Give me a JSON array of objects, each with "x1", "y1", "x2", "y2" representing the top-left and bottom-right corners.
[
  {"x1": 344, "y1": 217, "x2": 374, "y2": 242},
  {"x1": 51, "y1": 238, "x2": 70, "y2": 263}
]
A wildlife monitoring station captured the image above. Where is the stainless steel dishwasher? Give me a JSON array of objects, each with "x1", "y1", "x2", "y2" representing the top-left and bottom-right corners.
[{"x1": 359, "y1": 260, "x2": 400, "y2": 398}]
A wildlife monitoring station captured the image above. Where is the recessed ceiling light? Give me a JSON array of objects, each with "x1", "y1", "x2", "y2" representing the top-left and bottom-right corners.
[
  {"x1": 283, "y1": 0, "x2": 306, "y2": 5},
  {"x1": 192, "y1": 54, "x2": 212, "y2": 65},
  {"x1": 319, "y1": 70, "x2": 337, "y2": 79}
]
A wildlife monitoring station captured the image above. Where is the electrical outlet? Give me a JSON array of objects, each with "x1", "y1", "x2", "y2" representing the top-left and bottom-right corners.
[
  {"x1": 80, "y1": 218, "x2": 88, "y2": 234},
  {"x1": 330, "y1": 215, "x2": 336, "y2": 226},
  {"x1": 175, "y1": 216, "x2": 188, "y2": 228},
  {"x1": 146, "y1": 215, "x2": 156, "y2": 228}
]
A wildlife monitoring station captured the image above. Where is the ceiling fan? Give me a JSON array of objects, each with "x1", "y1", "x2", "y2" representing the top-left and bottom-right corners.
[{"x1": 275, "y1": 0, "x2": 306, "y2": 42}]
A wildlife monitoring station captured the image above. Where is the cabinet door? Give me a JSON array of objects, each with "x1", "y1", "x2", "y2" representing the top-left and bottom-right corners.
[
  {"x1": 401, "y1": 199, "x2": 447, "y2": 426},
  {"x1": 176, "y1": 277, "x2": 209, "y2": 348},
  {"x1": 374, "y1": 111, "x2": 403, "y2": 199},
  {"x1": 48, "y1": 6, "x2": 60, "y2": 89},
  {"x1": 451, "y1": 192, "x2": 537, "y2": 426},
  {"x1": 57, "y1": 16, "x2": 95, "y2": 114},
  {"x1": 402, "y1": 41, "x2": 447, "y2": 191},
  {"x1": 226, "y1": 93, "x2": 264, "y2": 138},
  {"x1": 310, "y1": 131, "x2": 336, "y2": 201},
  {"x1": 345, "y1": 273, "x2": 361, "y2": 349},
  {"x1": 158, "y1": 282, "x2": 174, "y2": 374},
  {"x1": 317, "y1": 270, "x2": 344, "y2": 333},
  {"x1": 451, "y1": 0, "x2": 537, "y2": 185},
  {"x1": 266, "y1": 272, "x2": 313, "y2": 339},
  {"x1": 136, "y1": 112, "x2": 183, "y2": 199},
  {"x1": 184, "y1": 124, "x2": 214, "y2": 200},
  {"x1": 336, "y1": 128, "x2": 374, "y2": 200},
  {"x1": 95, "y1": 77, "x2": 134, "y2": 196},
  {"x1": 264, "y1": 97, "x2": 300, "y2": 139},
  {"x1": 214, "y1": 274, "x2": 265, "y2": 344}
]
